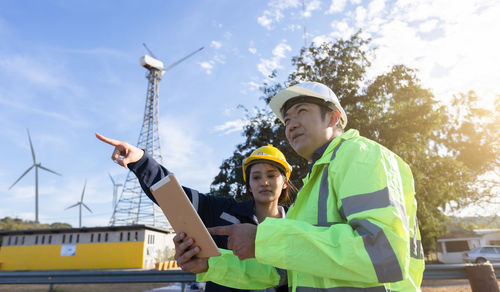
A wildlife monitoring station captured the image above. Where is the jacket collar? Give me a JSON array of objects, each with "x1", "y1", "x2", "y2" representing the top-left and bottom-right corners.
[
  {"x1": 308, "y1": 142, "x2": 330, "y2": 175},
  {"x1": 313, "y1": 129, "x2": 359, "y2": 167},
  {"x1": 302, "y1": 129, "x2": 359, "y2": 184}
]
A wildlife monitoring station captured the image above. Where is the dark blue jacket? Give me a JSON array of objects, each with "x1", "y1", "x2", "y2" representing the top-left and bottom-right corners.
[{"x1": 129, "y1": 152, "x2": 285, "y2": 292}]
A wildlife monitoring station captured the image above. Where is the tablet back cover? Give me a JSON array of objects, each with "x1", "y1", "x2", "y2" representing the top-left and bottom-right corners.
[{"x1": 150, "y1": 174, "x2": 220, "y2": 258}]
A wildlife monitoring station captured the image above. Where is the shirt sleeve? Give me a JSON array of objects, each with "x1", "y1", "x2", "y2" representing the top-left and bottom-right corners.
[
  {"x1": 128, "y1": 151, "x2": 171, "y2": 205},
  {"x1": 196, "y1": 248, "x2": 282, "y2": 289},
  {"x1": 255, "y1": 139, "x2": 411, "y2": 284}
]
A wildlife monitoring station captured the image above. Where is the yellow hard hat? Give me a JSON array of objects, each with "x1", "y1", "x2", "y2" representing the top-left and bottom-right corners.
[{"x1": 242, "y1": 144, "x2": 292, "y2": 182}]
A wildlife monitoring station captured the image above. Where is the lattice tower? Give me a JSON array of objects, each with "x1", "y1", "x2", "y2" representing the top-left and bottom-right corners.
[{"x1": 110, "y1": 66, "x2": 169, "y2": 227}]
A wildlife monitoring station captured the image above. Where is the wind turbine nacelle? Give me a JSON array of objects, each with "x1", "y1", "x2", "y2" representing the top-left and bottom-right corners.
[{"x1": 140, "y1": 55, "x2": 164, "y2": 71}]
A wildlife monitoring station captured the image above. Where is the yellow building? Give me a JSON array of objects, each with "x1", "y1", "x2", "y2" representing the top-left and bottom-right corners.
[{"x1": 0, "y1": 225, "x2": 175, "y2": 271}]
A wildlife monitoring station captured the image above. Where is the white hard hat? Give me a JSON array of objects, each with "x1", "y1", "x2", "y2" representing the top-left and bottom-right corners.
[{"x1": 269, "y1": 81, "x2": 347, "y2": 129}]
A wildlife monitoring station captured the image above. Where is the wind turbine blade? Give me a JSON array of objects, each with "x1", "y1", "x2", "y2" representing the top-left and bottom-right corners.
[
  {"x1": 142, "y1": 43, "x2": 157, "y2": 59},
  {"x1": 38, "y1": 165, "x2": 62, "y2": 176},
  {"x1": 108, "y1": 173, "x2": 115, "y2": 185},
  {"x1": 82, "y1": 203, "x2": 93, "y2": 213},
  {"x1": 65, "y1": 203, "x2": 80, "y2": 210},
  {"x1": 81, "y1": 180, "x2": 87, "y2": 201},
  {"x1": 9, "y1": 165, "x2": 35, "y2": 189},
  {"x1": 163, "y1": 47, "x2": 204, "y2": 72},
  {"x1": 27, "y1": 129, "x2": 36, "y2": 163}
]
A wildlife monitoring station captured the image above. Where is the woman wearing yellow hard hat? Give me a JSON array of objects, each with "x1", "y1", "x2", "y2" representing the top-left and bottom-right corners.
[
  {"x1": 242, "y1": 144, "x2": 294, "y2": 215},
  {"x1": 96, "y1": 133, "x2": 295, "y2": 292}
]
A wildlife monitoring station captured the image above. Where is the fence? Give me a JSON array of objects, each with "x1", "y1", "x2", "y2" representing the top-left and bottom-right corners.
[{"x1": 0, "y1": 264, "x2": 499, "y2": 290}]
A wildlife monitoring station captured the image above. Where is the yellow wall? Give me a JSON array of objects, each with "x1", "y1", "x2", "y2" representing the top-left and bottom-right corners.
[{"x1": 0, "y1": 242, "x2": 145, "y2": 271}]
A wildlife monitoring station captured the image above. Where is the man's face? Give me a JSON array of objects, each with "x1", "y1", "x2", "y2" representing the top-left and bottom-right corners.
[{"x1": 283, "y1": 102, "x2": 333, "y2": 161}]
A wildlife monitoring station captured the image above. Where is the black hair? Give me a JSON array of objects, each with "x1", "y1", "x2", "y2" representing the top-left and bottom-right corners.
[{"x1": 281, "y1": 96, "x2": 334, "y2": 120}]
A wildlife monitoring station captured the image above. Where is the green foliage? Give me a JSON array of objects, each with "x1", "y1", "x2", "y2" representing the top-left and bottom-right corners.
[
  {"x1": 450, "y1": 215, "x2": 500, "y2": 230},
  {"x1": 0, "y1": 216, "x2": 72, "y2": 230},
  {"x1": 209, "y1": 31, "x2": 499, "y2": 253}
]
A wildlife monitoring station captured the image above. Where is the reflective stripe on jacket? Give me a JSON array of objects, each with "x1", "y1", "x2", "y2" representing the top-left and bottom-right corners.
[{"x1": 199, "y1": 129, "x2": 425, "y2": 291}]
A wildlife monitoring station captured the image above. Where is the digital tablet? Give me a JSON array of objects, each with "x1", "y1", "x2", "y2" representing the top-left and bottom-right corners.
[{"x1": 150, "y1": 174, "x2": 221, "y2": 258}]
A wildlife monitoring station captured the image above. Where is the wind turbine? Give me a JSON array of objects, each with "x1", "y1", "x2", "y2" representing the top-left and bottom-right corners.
[
  {"x1": 108, "y1": 173, "x2": 122, "y2": 210},
  {"x1": 65, "y1": 180, "x2": 92, "y2": 228},
  {"x1": 140, "y1": 43, "x2": 204, "y2": 74},
  {"x1": 9, "y1": 129, "x2": 61, "y2": 223},
  {"x1": 110, "y1": 44, "x2": 204, "y2": 226}
]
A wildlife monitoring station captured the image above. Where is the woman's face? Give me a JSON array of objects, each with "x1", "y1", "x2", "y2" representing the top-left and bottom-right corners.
[{"x1": 248, "y1": 162, "x2": 287, "y2": 205}]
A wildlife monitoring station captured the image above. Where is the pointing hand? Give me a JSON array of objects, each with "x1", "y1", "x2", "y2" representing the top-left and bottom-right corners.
[
  {"x1": 208, "y1": 224, "x2": 257, "y2": 260},
  {"x1": 95, "y1": 133, "x2": 144, "y2": 168}
]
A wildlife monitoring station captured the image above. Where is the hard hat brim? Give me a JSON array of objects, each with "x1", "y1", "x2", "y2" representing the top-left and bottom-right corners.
[
  {"x1": 242, "y1": 155, "x2": 292, "y2": 182},
  {"x1": 269, "y1": 84, "x2": 347, "y2": 128}
]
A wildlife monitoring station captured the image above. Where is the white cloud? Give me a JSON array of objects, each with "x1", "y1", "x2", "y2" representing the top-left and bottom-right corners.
[
  {"x1": 213, "y1": 53, "x2": 226, "y2": 64},
  {"x1": 303, "y1": 0, "x2": 322, "y2": 18},
  {"x1": 354, "y1": 5, "x2": 368, "y2": 26},
  {"x1": 257, "y1": 59, "x2": 280, "y2": 77},
  {"x1": 213, "y1": 119, "x2": 250, "y2": 134},
  {"x1": 244, "y1": 81, "x2": 261, "y2": 91},
  {"x1": 327, "y1": 0, "x2": 347, "y2": 14},
  {"x1": 258, "y1": 13, "x2": 273, "y2": 29},
  {"x1": 418, "y1": 18, "x2": 439, "y2": 33},
  {"x1": 210, "y1": 41, "x2": 222, "y2": 49},
  {"x1": 199, "y1": 61, "x2": 215, "y2": 75},
  {"x1": 257, "y1": 0, "x2": 301, "y2": 29},
  {"x1": 0, "y1": 56, "x2": 63, "y2": 88},
  {"x1": 257, "y1": 41, "x2": 292, "y2": 77},
  {"x1": 350, "y1": 0, "x2": 500, "y2": 105},
  {"x1": 239, "y1": 80, "x2": 262, "y2": 95},
  {"x1": 325, "y1": 20, "x2": 355, "y2": 41},
  {"x1": 309, "y1": 0, "x2": 500, "y2": 107},
  {"x1": 0, "y1": 95, "x2": 79, "y2": 126},
  {"x1": 0, "y1": 54, "x2": 85, "y2": 105},
  {"x1": 312, "y1": 34, "x2": 332, "y2": 46},
  {"x1": 249, "y1": 41, "x2": 257, "y2": 55},
  {"x1": 367, "y1": 0, "x2": 386, "y2": 18},
  {"x1": 272, "y1": 42, "x2": 292, "y2": 58}
]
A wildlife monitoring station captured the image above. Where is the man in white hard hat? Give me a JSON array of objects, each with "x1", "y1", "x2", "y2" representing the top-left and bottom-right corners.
[{"x1": 175, "y1": 82, "x2": 425, "y2": 291}]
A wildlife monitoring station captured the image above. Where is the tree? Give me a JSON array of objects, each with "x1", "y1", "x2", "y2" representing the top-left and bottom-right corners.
[
  {"x1": 210, "y1": 31, "x2": 499, "y2": 252},
  {"x1": 211, "y1": 31, "x2": 372, "y2": 201},
  {"x1": 0, "y1": 216, "x2": 72, "y2": 230}
]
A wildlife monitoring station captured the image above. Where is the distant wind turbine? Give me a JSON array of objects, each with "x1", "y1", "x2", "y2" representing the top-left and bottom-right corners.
[
  {"x1": 65, "y1": 180, "x2": 93, "y2": 228},
  {"x1": 108, "y1": 173, "x2": 122, "y2": 210},
  {"x1": 9, "y1": 129, "x2": 61, "y2": 223}
]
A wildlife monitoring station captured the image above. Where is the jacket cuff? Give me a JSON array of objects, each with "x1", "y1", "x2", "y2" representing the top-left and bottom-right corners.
[
  {"x1": 127, "y1": 149, "x2": 148, "y2": 172},
  {"x1": 196, "y1": 249, "x2": 232, "y2": 282}
]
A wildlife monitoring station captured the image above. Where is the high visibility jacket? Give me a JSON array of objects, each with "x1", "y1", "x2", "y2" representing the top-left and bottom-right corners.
[
  {"x1": 129, "y1": 153, "x2": 287, "y2": 292},
  {"x1": 198, "y1": 129, "x2": 425, "y2": 291}
]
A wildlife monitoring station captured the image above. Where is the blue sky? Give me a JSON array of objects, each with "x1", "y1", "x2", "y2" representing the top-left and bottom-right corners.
[{"x1": 1, "y1": 0, "x2": 499, "y2": 227}]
